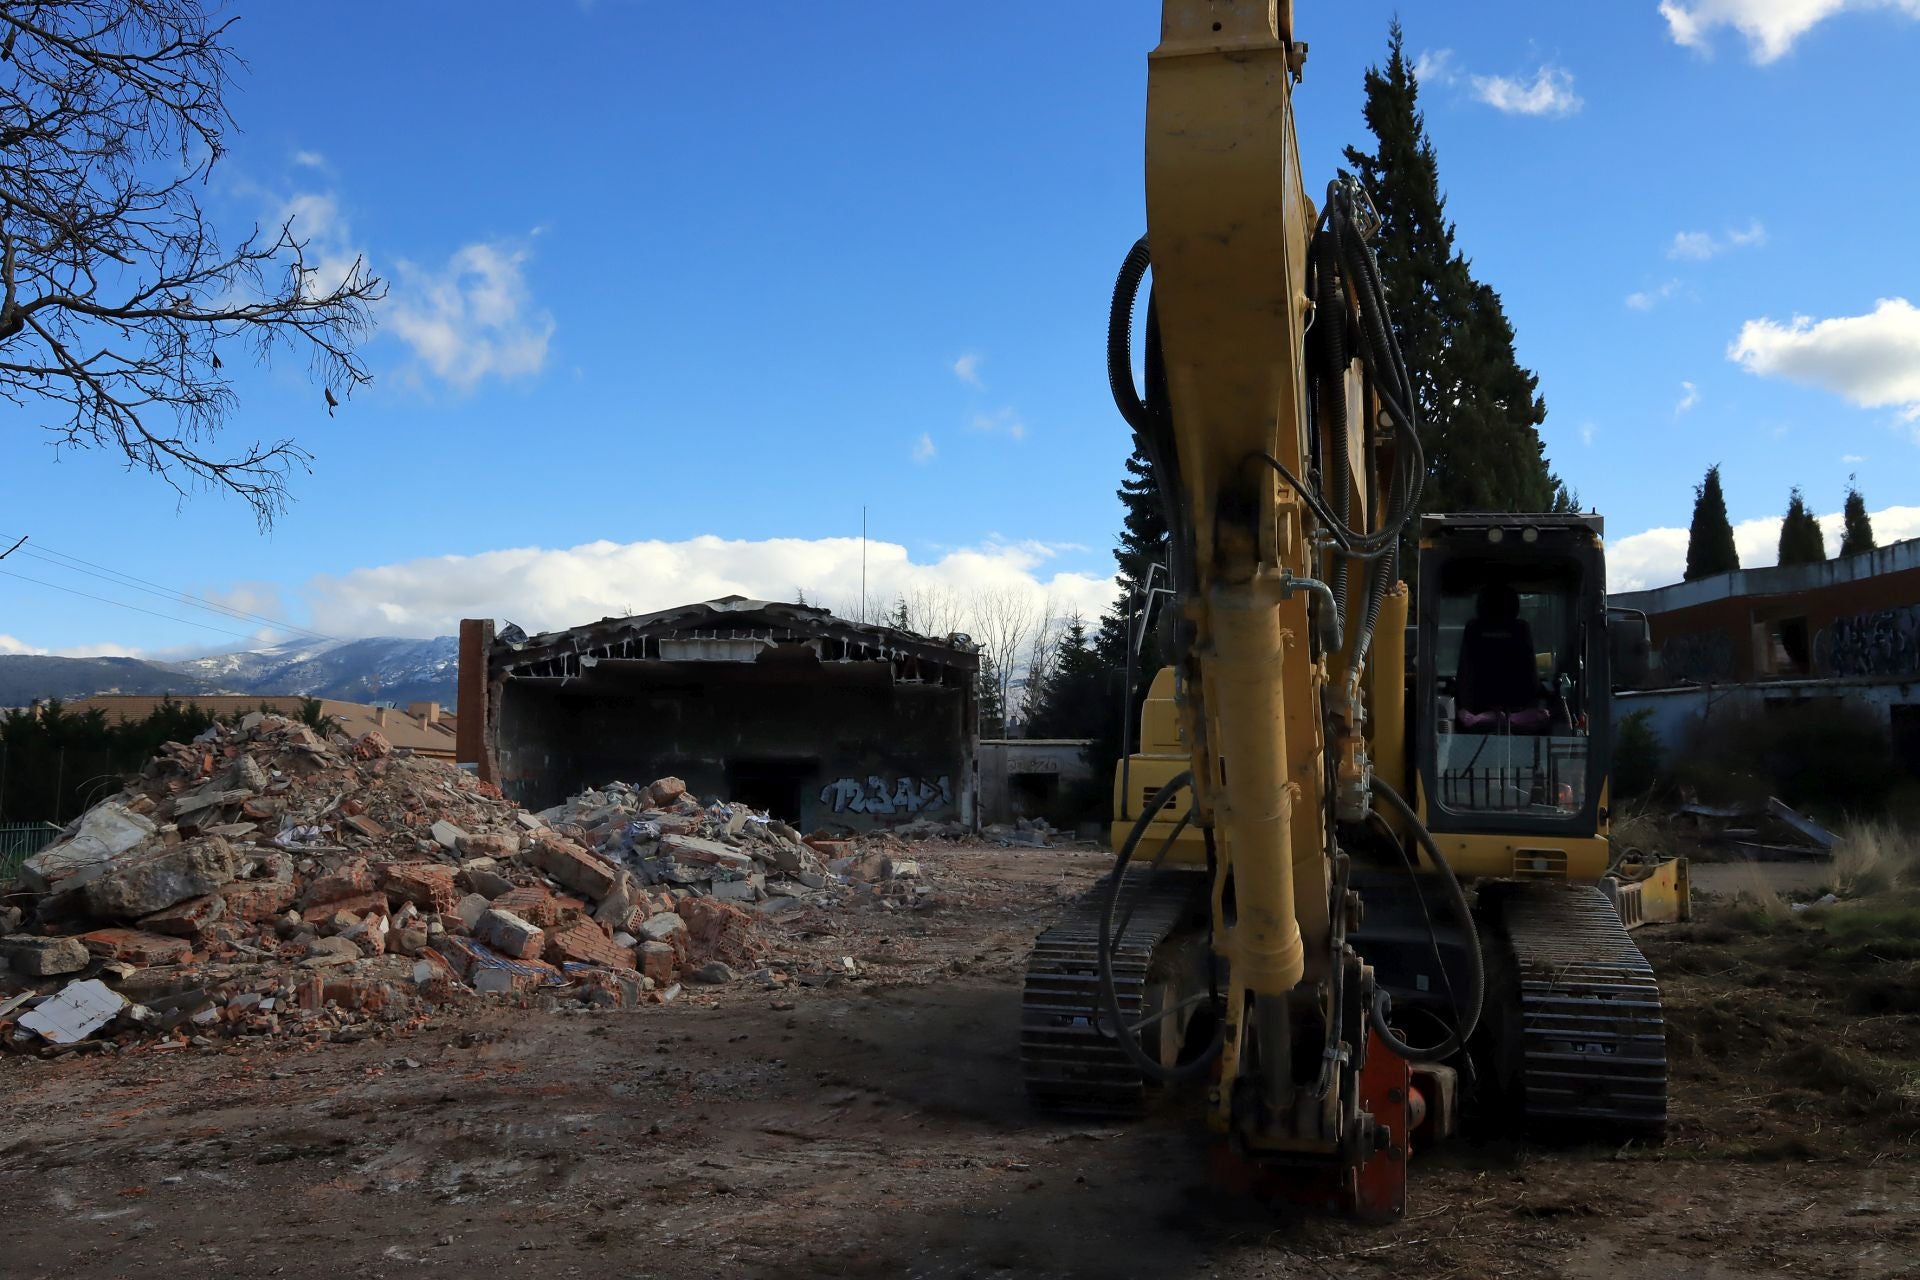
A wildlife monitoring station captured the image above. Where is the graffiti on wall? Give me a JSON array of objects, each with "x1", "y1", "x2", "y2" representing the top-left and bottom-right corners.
[
  {"x1": 1817, "y1": 604, "x2": 1920, "y2": 679},
  {"x1": 819, "y1": 774, "x2": 954, "y2": 815},
  {"x1": 1659, "y1": 631, "x2": 1735, "y2": 684}
]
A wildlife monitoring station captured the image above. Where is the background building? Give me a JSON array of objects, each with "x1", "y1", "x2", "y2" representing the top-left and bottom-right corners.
[{"x1": 458, "y1": 597, "x2": 979, "y2": 832}]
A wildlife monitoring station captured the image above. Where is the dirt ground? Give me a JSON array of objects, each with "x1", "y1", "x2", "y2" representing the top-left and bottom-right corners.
[{"x1": 3, "y1": 842, "x2": 1915, "y2": 1279}]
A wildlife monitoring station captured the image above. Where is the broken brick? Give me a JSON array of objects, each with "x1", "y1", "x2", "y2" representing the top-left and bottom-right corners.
[
  {"x1": 544, "y1": 919, "x2": 635, "y2": 971},
  {"x1": 77, "y1": 928, "x2": 193, "y2": 967},
  {"x1": 526, "y1": 832, "x2": 618, "y2": 899},
  {"x1": 138, "y1": 894, "x2": 227, "y2": 938},
  {"x1": 380, "y1": 862, "x2": 459, "y2": 913}
]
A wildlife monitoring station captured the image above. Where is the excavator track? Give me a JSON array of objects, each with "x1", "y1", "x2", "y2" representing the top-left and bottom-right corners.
[
  {"x1": 1020, "y1": 869, "x2": 1210, "y2": 1117},
  {"x1": 1484, "y1": 881, "x2": 1669, "y2": 1141}
]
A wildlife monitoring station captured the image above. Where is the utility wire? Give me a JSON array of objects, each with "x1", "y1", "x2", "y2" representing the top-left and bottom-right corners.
[
  {"x1": 0, "y1": 534, "x2": 336, "y2": 643},
  {"x1": 0, "y1": 566, "x2": 275, "y2": 645}
]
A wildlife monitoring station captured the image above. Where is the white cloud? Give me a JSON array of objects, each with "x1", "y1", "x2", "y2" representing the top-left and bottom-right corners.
[
  {"x1": 1659, "y1": 0, "x2": 1920, "y2": 63},
  {"x1": 278, "y1": 190, "x2": 368, "y2": 304},
  {"x1": 389, "y1": 242, "x2": 555, "y2": 391},
  {"x1": 298, "y1": 535, "x2": 1118, "y2": 640},
  {"x1": 1470, "y1": 66, "x2": 1583, "y2": 116},
  {"x1": 1626, "y1": 279, "x2": 1683, "y2": 311},
  {"x1": 969, "y1": 407, "x2": 1027, "y2": 440},
  {"x1": 951, "y1": 352, "x2": 984, "y2": 388},
  {"x1": 1676, "y1": 380, "x2": 1700, "y2": 414},
  {"x1": 1611, "y1": 502, "x2": 1920, "y2": 589},
  {"x1": 1414, "y1": 48, "x2": 1458, "y2": 85},
  {"x1": 912, "y1": 432, "x2": 936, "y2": 463},
  {"x1": 1668, "y1": 219, "x2": 1767, "y2": 260},
  {"x1": 1842, "y1": 453, "x2": 1865, "y2": 463},
  {"x1": 1729, "y1": 297, "x2": 1920, "y2": 419},
  {"x1": 0, "y1": 633, "x2": 45, "y2": 656},
  {"x1": 1580, "y1": 422, "x2": 1596, "y2": 446},
  {"x1": 292, "y1": 149, "x2": 328, "y2": 169}
]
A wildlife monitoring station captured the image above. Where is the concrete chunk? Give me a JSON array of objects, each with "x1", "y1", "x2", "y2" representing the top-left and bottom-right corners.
[
  {"x1": 22, "y1": 802, "x2": 156, "y2": 893},
  {"x1": 638, "y1": 912, "x2": 686, "y2": 943},
  {"x1": 454, "y1": 893, "x2": 491, "y2": 930},
  {"x1": 476, "y1": 908, "x2": 545, "y2": 960},
  {"x1": 83, "y1": 835, "x2": 242, "y2": 921},
  {"x1": 660, "y1": 834, "x2": 755, "y2": 873},
  {"x1": 430, "y1": 820, "x2": 466, "y2": 850},
  {"x1": 0, "y1": 933, "x2": 91, "y2": 976}
]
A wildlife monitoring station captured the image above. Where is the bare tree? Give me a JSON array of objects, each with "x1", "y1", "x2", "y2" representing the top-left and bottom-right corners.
[
  {"x1": 0, "y1": 1, "x2": 383, "y2": 526},
  {"x1": 966, "y1": 585, "x2": 1037, "y2": 735},
  {"x1": 1017, "y1": 597, "x2": 1065, "y2": 726},
  {"x1": 884, "y1": 583, "x2": 968, "y2": 638}
]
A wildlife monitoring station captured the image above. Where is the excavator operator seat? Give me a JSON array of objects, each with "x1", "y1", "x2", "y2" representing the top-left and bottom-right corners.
[{"x1": 1455, "y1": 582, "x2": 1548, "y2": 733}]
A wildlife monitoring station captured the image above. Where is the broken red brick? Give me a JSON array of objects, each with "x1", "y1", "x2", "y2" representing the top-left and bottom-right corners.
[
  {"x1": 491, "y1": 884, "x2": 562, "y2": 927},
  {"x1": 138, "y1": 894, "x2": 227, "y2": 938},
  {"x1": 380, "y1": 862, "x2": 459, "y2": 912},
  {"x1": 304, "y1": 892, "x2": 389, "y2": 928},
  {"x1": 76, "y1": 928, "x2": 193, "y2": 966},
  {"x1": 526, "y1": 832, "x2": 618, "y2": 898},
  {"x1": 343, "y1": 813, "x2": 387, "y2": 840},
  {"x1": 545, "y1": 919, "x2": 635, "y2": 971},
  {"x1": 217, "y1": 877, "x2": 298, "y2": 922},
  {"x1": 303, "y1": 864, "x2": 376, "y2": 906},
  {"x1": 638, "y1": 941, "x2": 677, "y2": 985}
]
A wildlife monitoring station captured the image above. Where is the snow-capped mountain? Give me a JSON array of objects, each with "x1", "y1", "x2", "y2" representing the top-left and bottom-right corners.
[
  {"x1": 158, "y1": 636, "x2": 459, "y2": 704},
  {"x1": 0, "y1": 636, "x2": 458, "y2": 708}
]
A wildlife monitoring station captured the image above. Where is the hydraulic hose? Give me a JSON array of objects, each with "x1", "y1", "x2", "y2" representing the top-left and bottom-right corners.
[
  {"x1": 1107, "y1": 237, "x2": 1152, "y2": 435},
  {"x1": 1365, "y1": 776, "x2": 1486, "y2": 1063},
  {"x1": 1095, "y1": 771, "x2": 1224, "y2": 1084}
]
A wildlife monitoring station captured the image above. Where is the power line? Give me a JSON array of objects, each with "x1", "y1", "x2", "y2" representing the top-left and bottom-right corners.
[
  {"x1": 0, "y1": 534, "x2": 336, "y2": 643},
  {"x1": 12, "y1": 544, "x2": 333, "y2": 642},
  {"x1": 0, "y1": 566, "x2": 270, "y2": 645}
]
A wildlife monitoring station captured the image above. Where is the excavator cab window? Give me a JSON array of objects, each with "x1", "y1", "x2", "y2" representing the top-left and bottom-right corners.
[{"x1": 1415, "y1": 516, "x2": 1610, "y2": 837}]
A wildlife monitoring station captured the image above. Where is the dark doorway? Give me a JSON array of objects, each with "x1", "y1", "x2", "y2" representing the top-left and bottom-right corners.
[
  {"x1": 1891, "y1": 705, "x2": 1920, "y2": 778},
  {"x1": 726, "y1": 758, "x2": 816, "y2": 824},
  {"x1": 1009, "y1": 772, "x2": 1062, "y2": 822}
]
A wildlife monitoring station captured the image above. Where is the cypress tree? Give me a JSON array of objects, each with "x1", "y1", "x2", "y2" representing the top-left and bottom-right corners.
[
  {"x1": 1684, "y1": 465, "x2": 1740, "y2": 581},
  {"x1": 1342, "y1": 22, "x2": 1569, "y2": 516},
  {"x1": 1840, "y1": 478, "x2": 1877, "y2": 556},
  {"x1": 1777, "y1": 488, "x2": 1828, "y2": 566}
]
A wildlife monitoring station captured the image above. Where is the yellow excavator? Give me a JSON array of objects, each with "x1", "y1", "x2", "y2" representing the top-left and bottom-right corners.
[{"x1": 1020, "y1": 1, "x2": 1681, "y2": 1217}]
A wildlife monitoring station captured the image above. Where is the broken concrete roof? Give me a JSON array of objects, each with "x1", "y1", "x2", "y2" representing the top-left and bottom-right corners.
[{"x1": 492, "y1": 597, "x2": 980, "y2": 684}]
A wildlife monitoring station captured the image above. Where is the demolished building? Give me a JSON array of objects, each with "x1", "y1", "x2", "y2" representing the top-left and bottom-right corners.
[{"x1": 458, "y1": 598, "x2": 979, "y2": 832}]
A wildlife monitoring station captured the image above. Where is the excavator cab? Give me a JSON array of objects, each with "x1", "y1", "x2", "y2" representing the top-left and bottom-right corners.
[{"x1": 1413, "y1": 514, "x2": 1613, "y2": 880}]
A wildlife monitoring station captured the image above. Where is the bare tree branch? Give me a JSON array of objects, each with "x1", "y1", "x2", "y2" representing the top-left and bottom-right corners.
[{"x1": 0, "y1": 0, "x2": 384, "y2": 527}]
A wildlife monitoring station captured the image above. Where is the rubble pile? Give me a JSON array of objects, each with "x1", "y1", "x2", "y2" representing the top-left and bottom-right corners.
[
  {"x1": 538, "y1": 779, "x2": 934, "y2": 915},
  {"x1": 0, "y1": 715, "x2": 921, "y2": 1055}
]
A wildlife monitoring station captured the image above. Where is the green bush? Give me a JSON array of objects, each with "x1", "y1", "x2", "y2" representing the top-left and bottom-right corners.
[
  {"x1": 1612, "y1": 708, "x2": 1664, "y2": 799},
  {"x1": 1674, "y1": 698, "x2": 1899, "y2": 820}
]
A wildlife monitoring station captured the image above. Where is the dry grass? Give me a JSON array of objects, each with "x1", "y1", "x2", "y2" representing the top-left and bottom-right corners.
[{"x1": 1833, "y1": 818, "x2": 1920, "y2": 897}]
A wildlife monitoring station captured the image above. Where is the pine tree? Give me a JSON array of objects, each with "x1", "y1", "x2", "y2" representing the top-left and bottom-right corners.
[
  {"x1": 1684, "y1": 465, "x2": 1740, "y2": 581},
  {"x1": 1030, "y1": 616, "x2": 1110, "y2": 740},
  {"x1": 1093, "y1": 444, "x2": 1169, "y2": 666},
  {"x1": 1777, "y1": 488, "x2": 1828, "y2": 566},
  {"x1": 1342, "y1": 23, "x2": 1568, "y2": 516},
  {"x1": 1840, "y1": 478, "x2": 1877, "y2": 557},
  {"x1": 977, "y1": 653, "x2": 1007, "y2": 739}
]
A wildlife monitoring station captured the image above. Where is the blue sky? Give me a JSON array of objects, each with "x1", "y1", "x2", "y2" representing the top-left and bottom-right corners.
[{"x1": 3, "y1": 0, "x2": 1919, "y2": 658}]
